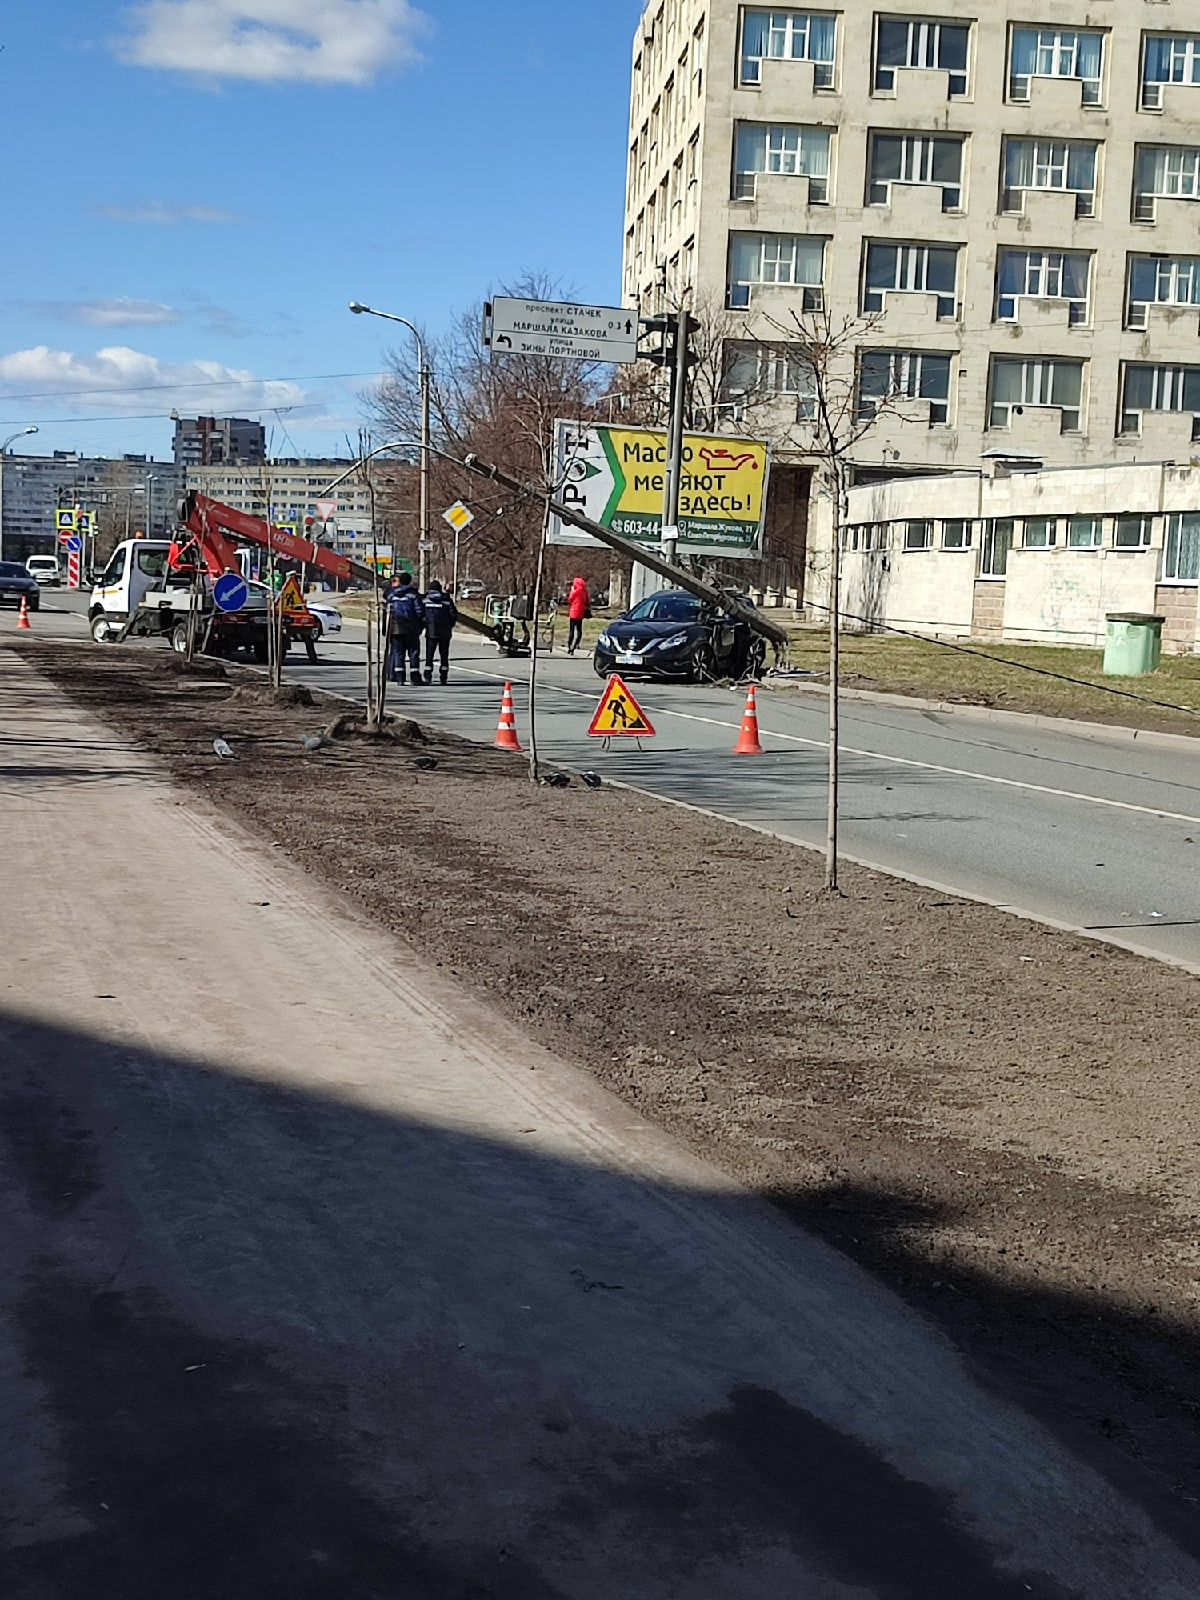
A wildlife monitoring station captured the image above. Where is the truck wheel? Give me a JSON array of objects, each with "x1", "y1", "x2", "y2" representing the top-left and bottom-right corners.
[
  {"x1": 171, "y1": 624, "x2": 190, "y2": 654},
  {"x1": 91, "y1": 615, "x2": 115, "y2": 644}
]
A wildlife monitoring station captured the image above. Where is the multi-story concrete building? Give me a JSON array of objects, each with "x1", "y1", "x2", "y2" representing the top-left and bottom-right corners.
[
  {"x1": 624, "y1": 0, "x2": 1200, "y2": 599},
  {"x1": 172, "y1": 415, "x2": 266, "y2": 468},
  {"x1": 187, "y1": 459, "x2": 415, "y2": 571},
  {"x1": 0, "y1": 452, "x2": 183, "y2": 560}
]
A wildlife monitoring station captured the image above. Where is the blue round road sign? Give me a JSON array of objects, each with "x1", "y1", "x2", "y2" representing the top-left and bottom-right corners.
[
  {"x1": 213, "y1": 573, "x2": 249, "y2": 613},
  {"x1": 64, "y1": 535, "x2": 82, "y2": 554}
]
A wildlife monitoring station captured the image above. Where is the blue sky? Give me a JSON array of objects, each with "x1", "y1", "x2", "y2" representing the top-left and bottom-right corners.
[{"x1": 0, "y1": 0, "x2": 647, "y2": 461}]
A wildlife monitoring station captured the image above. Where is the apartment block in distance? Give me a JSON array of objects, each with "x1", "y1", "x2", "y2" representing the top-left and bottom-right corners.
[
  {"x1": 172, "y1": 415, "x2": 267, "y2": 468},
  {"x1": 624, "y1": 0, "x2": 1200, "y2": 605}
]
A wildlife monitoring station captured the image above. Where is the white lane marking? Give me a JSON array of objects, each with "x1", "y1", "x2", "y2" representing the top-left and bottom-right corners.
[{"x1": 450, "y1": 665, "x2": 1200, "y2": 828}]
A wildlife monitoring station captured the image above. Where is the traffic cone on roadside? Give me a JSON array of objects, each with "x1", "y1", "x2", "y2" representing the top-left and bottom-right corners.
[
  {"x1": 733, "y1": 684, "x2": 765, "y2": 755},
  {"x1": 16, "y1": 596, "x2": 31, "y2": 631},
  {"x1": 494, "y1": 681, "x2": 523, "y2": 751}
]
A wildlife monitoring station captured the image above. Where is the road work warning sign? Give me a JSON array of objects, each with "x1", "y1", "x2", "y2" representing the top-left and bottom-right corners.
[
  {"x1": 276, "y1": 574, "x2": 305, "y2": 613},
  {"x1": 588, "y1": 675, "x2": 656, "y2": 738}
]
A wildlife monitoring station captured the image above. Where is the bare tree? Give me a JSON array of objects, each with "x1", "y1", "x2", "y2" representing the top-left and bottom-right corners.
[
  {"x1": 366, "y1": 273, "x2": 609, "y2": 594},
  {"x1": 760, "y1": 304, "x2": 909, "y2": 891}
]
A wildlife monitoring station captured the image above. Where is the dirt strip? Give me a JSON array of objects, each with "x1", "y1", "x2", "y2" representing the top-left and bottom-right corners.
[{"x1": 17, "y1": 638, "x2": 1200, "y2": 1543}]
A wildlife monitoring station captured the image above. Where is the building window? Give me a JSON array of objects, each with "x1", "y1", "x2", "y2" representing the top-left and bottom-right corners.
[
  {"x1": 1023, "y1": 516, "x2": 1057, "y2": 548},
  {"x1": 723, "y1": 341, "x2": 818, "y2": 417},
  {"x1": 1163, "y1": 512, "x2": 1200, "y2": 582},
  {"x1": 1009, "y1": 28, "x2": 1104, "y2": 106},
  {"x1": 1067, "y1": 515, "x2": 1103, "y2": 549},
  {"x1": 740, "y1": 10, "x2": 837, "y2": 88},
  {"x1": 867, "y1": 132, "x2": 964, "y2": 210},
  {"x1": 875, "y1": 16, "x2": 968, "y2": 97},
  {"x1": 989, "y1": 357, "x2": 1083, "y2": 431},
  {"x1": 857, "y1": 349, "x2": 952, "y2": 423},
  {"x1": 1133, "y1": 145, "x2": 1200, "y2": 221},
  {"x1": 1114, "y1": 514, "x2": 1153, "y2": 549},
  {"x1": 1142, "y1": 35, "x2": 1200, "y2": 111},
  {"x1": 727, "y1": 232, "x2": 825, "y2": 308},
  {"x1": 996, "y1": 249, "x2": 1091, "y2": 325},
  {"x1": 863, "y1": 241, "x2": 959, "y2": 319},
  {"x1": 733, "y1": 123, "x2": 831, "y2": 202},
  {"x1": 942, "y1": 518, "x2": 973, "y2": 549},
  {"x1": 903, "y1": 519, "x2": 933, "y2": 550},
  {"x1": 1120, "y1": 363, "x2": 1200, "y2": 437},
  {"x1": 980, "y1": 519, "x2": 1014, "y2": 578},
  {"x1": 1002, "y1": 139, "x2": 1097, "y2": 217},
  {"x1": 1127, "y1": 255, "x2": 1200, "y2": 327},
  {"x1": 842, "y1": 523, "x2": 889, "y2": 553}
]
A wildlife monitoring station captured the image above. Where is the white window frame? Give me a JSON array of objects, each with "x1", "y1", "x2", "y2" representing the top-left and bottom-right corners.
[
  {"x1": 733, "y1": 123, "x2": 832, "y2": 202},
  {"x1": 1022, "y1": 516, "x2": 1058, "y2": 549},
  {"x1": 980, "y1": 519, "x2": 1014, "y2": 578},
  {"x1": 902, "y1": 518, "x2": 933, "y2": 550},
  {"x1": 942, "y1": 518, "x2": 973, "y2": 549},
  {"x1": 1113, "y1": 514, "x2": 1153, "y2": 550},
  {"x1": 989, "y1": 356, "x2": 1084, "y2": 432},
  {"x1": 1002, "y1": 139, "x2": 1097, "y2": 219},
  {"x1": 1066, "y1": 515, "x2": 1103, "y2": 549},
  {"x1": 874, "y1": 17, "x2": 969, "y2": 97},
  {"x1": 1142, "y1": 35, "x2": 1200, "y2": 111},
  {"x1": 1134, "y1": 146, "x2": 1200, "y2": 222},
  {"x1": 1120, "y1": 362, "x2": 1200, "y2": 437},
  {"x1": 1126, "y1": 254, "x2": 1200, "y2": 328},
  {"x1": 995, "y1": 249, "x2": 1091, "y2": 325},
  {"x1": 727, "y1": 232, "x2": 826, "y2": 309},
  {"x1": 1009, "y1": 28, "x2": 1104, "y2": 106},
  {"x1": 741, "y1": 10, "x2": 837, "y2": 89},
  {"x1": 1163, "y1": 512, "x2": 1200, "y2": 583},
  {"x1": 856, "y1": 349, "x2": 952, "y2": 424},
  {"x1": 723, "y1": 341, "x2": 818, "y2": 418},
  {"x1": 863, "y1": 241, "x2": 960, "y2": 320},
  {"x1": 867, "y1": 133, "x2": 964, "y2": 211}
]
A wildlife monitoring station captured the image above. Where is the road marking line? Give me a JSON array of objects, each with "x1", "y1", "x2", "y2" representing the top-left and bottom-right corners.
[{"x1": 451, "y1": 665, "x2": 1200, "y2": 827}]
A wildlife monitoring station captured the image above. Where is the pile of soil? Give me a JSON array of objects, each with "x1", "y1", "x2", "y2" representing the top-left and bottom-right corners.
[{"x1": 19, "y1": 637, "x2": 1200, "y2": 1533}]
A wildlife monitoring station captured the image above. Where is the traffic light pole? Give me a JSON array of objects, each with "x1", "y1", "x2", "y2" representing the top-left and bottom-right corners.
[{"x1": 660, "y1": 304, "x2": 691, "y2": 569}]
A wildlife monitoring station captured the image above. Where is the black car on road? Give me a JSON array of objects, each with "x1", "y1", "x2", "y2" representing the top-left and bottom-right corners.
[
  {"x1": 593, "y1": 589, "x2": 765, "y2": 682},
  {"x1": 0, "y1": 561, "x2": 40, "y2": 610}
]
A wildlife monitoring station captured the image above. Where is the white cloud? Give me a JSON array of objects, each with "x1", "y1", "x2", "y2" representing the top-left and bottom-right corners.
[
  {"x1": 0, "y1": 344, "x2": 311, "y2": 415},
  {"x1": 117, "y1": 0, "x2": 425, "y2": 85},
  {"x1": 25, "y1": 297, "x2": 183, "y2": 328},
  {"x1": 94, "y1": 201, "x2": 238, "y2": 224}
]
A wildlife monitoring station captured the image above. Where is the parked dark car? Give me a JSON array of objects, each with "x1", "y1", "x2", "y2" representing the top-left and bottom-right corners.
[
  {"x1": 0, "y1": 561, "x2": 40, "y2": 610},
  {"x1": 593, "y1": 589, "x2": 765, "y2": 682}
]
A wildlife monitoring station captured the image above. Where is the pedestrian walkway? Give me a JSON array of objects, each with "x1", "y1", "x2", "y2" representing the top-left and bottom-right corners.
[{"x1": 2, "y1": 646, "x2": 1196, "y2": 1599}]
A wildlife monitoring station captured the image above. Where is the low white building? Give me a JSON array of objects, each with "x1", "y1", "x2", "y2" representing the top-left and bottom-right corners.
[{"x1": 831, "y1": 460, "x2": 1200, "y2": 652}]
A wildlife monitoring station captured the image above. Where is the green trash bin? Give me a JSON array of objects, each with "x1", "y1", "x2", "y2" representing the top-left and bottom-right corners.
[{"x1": 1103, "y1": 613, "x2": 1165, "y2": 676}]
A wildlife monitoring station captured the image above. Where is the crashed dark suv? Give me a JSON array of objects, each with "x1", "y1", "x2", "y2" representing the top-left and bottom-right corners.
[{"x1": 593, "y1": 589, "x2": 765, "y2": 682}]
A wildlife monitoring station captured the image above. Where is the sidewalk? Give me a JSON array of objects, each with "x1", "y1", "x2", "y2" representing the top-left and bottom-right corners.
[{"x1": 2, "y1": 646, "x2": 1198, "y2": 1599}]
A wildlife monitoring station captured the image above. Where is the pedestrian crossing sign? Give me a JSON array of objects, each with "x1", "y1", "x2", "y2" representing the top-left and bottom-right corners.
[
  {"x1": 276, "y1": 574, "x2": 305, "y2": 613},
  {"x1": 587, "y1": 674, "x2": 656, "y2": 738}
]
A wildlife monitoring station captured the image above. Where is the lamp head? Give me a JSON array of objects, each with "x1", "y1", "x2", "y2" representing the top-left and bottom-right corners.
[{"x1": 348, "y1": 301, "x2": 368, "y2": 315}]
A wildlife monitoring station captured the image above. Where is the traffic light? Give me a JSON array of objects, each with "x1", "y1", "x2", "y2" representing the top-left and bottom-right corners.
[{"x1": 637, "y1": 311, "x2": 700, "y2": 370}]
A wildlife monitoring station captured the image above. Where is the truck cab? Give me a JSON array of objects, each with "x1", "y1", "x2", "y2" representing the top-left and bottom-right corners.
[{"x1": 89, "y1": 541, "x2": 174, "y2": 640}]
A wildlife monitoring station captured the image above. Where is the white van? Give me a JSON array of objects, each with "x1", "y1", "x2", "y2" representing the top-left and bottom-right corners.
[{"x1": 26, "y1": 555, "x2": 61, "y2": 587}]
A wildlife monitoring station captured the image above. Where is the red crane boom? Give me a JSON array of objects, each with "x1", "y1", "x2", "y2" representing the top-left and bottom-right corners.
[{"x1": 175, "y1": 491, "x2": 377, "y2": 585}]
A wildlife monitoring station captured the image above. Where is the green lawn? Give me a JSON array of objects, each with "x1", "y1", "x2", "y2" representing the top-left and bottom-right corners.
[{"x1": 781, "y1": 629, "x2": 1200, "y2": 734}]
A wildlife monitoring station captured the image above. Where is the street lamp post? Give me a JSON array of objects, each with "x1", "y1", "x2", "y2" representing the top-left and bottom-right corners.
[
  {"x1": 349, "y1": 301, "x2": 431, "y2": 589},
  {"x1": 0, "y1": 427, "x2": 38, "y2": 560}
]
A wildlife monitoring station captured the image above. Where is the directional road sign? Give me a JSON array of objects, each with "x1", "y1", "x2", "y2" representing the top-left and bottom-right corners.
[
  {"x1": 486, "y1": 297, "x2": 638, "y2": 364},
  {"x1": 443, "y1": 500, "x2": 474, "y2": 532},
  {"x1": 64, "y1": 535, "x2": 82, "y2": 554},
  {"x1": 213, "y1": 572, "x2": 249, "y2": 613},
  {"x1": 548, "y1": 420, "x2": 771, "y2": 557}
]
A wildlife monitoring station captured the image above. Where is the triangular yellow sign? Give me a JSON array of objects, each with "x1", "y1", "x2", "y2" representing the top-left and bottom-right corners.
[
  {"x1": 587, "y1": 674, "x2": 656, "y2": 738},
  {"x1": 276, "y1": 573, "x2": 305, "y2": 613}
]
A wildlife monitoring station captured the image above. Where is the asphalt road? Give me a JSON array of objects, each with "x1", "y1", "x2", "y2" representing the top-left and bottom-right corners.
[
  {"x1": 5, "y1": 646, "x2": 1198, "y2": 1598},
  {"x1": 297, "y1": 620, "x2": 1200, "y2": 970},
  {"x1": 14, "y1": 593, "x2": 1200, "y2": 967}
]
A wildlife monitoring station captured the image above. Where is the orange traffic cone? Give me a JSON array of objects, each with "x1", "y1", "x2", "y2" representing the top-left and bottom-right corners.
[
  {"x1": 494, "y1": 681, "x2": 523, "y2": 751},
  {"x1": 733, "y1": 684, "x2": 764, "y2": 755},
  {"x1": 16, "y1": 596, "x2": 31, "y2": 631}
]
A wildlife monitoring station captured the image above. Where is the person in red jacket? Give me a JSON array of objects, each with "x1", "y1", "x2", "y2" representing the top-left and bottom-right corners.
[{"x1": 566, "y1": 575, "x2": 589, "y2": 655}]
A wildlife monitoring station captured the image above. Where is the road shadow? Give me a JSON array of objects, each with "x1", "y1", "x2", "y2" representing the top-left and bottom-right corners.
[{"x1": 1, "y1": 1008, "x2": 1197, "y2": 1599}]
